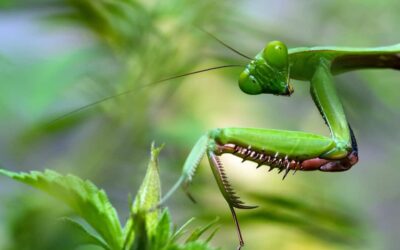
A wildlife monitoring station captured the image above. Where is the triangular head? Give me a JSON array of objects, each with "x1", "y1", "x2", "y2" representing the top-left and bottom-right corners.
[{"x1": 238, "y1": 41, "x2": 293, "y2": 95}]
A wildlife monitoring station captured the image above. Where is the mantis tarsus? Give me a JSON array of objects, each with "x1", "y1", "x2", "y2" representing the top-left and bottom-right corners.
[
  {"x1": 155, "y1": 40, "x2": 400, "y2": 249},
  {"x1": 55, "y1": 34, "x2": 400, "y2": 249}
]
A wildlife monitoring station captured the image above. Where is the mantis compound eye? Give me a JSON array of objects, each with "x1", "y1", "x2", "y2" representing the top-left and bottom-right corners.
[
  {"x1": 238, "y1": 69, "x2": 263, "y2": 95},
  {"x1": 263, "y1": 41, "x2": 288, "y2": 69}
]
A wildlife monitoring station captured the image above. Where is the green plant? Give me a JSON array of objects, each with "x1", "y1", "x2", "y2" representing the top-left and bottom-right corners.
[{"x1": 0, "y1": 144, "x2": 219, "y2": 250}]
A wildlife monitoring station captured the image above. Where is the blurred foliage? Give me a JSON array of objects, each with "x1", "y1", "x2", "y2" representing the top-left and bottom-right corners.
[
  {"x1": 229, "y1": 192, "x2": 364, "y2": 246},
  {"x1": 0, "y1": 0, "x2": 235, "y2": 179},
  {"x1": 1, "y1": 194, "x2": 102, "y2": 250},
  {"x1": 0, "y1": 0, "x2": 399, "y2": 250},
  {"x1": 0, "y1": 144, "x2": 220, "y2": 250}
]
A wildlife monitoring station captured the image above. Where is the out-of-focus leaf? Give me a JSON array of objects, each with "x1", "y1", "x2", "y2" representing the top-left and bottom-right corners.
[
  {"x1": 171, "y1": 217, "x2": 196, "y2": 242},
  {"x1": 60, "y1": 217, "x2": 110, "y2": 250},
  {"x1": 0, "y1": 169, "x2": 123, "y2": 250},
  {"x1": 185, "y1": 217, "x2": 219, "y2": 243},
  {"x1": 204, "y1": 226, "x2": 220, "y2": 244}
]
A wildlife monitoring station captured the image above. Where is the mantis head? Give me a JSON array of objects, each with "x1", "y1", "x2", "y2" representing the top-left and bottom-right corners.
[{"x1": 238, "y1": 41, "x2": 293, "y2": 96}]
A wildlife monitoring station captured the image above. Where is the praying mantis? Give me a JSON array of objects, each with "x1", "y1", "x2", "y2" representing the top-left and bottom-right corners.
[
  {"x1": 53, "y1": 35, "x2": 400, "y2": 249},
  {"x1": 154, "y1": 40, "x2": 400, "y2": 249}
]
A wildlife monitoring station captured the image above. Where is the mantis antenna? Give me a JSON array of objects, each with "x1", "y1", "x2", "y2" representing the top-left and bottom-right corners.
[
  {"x1": 49, "y1": 64, "x2": 243, "y2": 124},
  {"x1": 197, "y1": 27, "x2": 253, "y2": 60}
]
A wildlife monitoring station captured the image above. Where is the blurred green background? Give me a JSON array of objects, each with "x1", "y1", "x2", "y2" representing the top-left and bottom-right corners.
[{"x1": 0, "y1": 0, "x2": 399, "y2": 249}]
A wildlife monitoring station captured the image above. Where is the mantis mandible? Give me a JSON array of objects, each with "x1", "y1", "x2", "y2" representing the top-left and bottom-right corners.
[{"x1": 155, "y1": 40, "x2": 400, "y2": 249}]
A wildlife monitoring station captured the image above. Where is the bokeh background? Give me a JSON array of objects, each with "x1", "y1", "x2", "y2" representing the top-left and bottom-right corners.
[{"x1": 0, "y1": 0, "x2": 399, "y2": 249}]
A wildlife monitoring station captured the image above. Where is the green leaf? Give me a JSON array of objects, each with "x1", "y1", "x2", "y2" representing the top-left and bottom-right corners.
[
  {"x1": 60, "y1": 217, "x2": 110, "y2": 250},
  {"x1": 185, "y1": 217, "x2": 220, "y2": 243},
  {"x1": 0, "y1": 169, "x2": 123, "y2": 250}
]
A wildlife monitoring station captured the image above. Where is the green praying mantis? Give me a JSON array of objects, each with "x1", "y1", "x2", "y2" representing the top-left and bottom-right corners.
[
  {"x1": 154, "y1": 40, "x2": 400, "y2": 249},
  {"x1": 53, "y1": 34, "x2": 400, "y2": 249}
]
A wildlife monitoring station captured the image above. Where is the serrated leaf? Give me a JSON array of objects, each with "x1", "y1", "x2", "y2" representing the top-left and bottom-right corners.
[
  {"x1": 60, "y1": 217, "x2": 110, "y2": 250},
  {"x1": 185, "y1": 217, "x2": 219, "y2": 243},
  {"x1": 0, "y1": 169, "x2": 123, "y2": 250}
]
